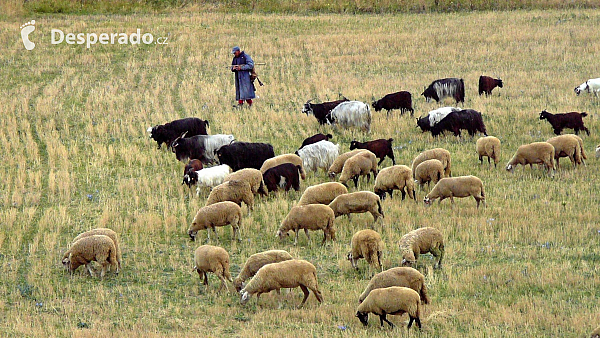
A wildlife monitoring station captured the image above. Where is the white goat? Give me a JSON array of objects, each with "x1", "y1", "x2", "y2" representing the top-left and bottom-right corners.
[
  {"x1": 296, "y1": 140, "x2": 339, "y2": 172},
  {"x1": 191, "y1": 165, "x2": 232, "y2": 195},
  {"x1": 327, "y1": 101, "x2": 372, "y2": 132},
  {"x1": 574, "y1": 78, "x2": 600, "y2": 97}
]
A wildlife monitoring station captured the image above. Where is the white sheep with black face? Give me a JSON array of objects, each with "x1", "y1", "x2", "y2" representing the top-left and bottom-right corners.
[{"x1": 574, "y1": 78, "x2": 600, "y2": 96}]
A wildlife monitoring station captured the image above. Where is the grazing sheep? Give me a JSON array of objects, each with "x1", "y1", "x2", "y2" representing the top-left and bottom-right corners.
[
  {"x1": 233, "y1": 250, "x2": 294, "y2": 292},
  {"x1": 297, "y1": 182, "x2": 348, "y2": 206},
  {"x1": 240, "y1": 259, "x2": 324, "y2": 308},
  {"x1": 478, "y1": 75, "x2": 503, "y2": 96},
  {"x1": 424, "y1": 175, "x2": 486, "y2": 208},
  {"x1": 193, "y1": 245, "x2": 232, "y2": 293},
  {"x1": 358, "y1": 267, "x2": 429, "y2": 305},
  {"x1": 591, "y1": 325, "x2": 600, "y2": 338},
  {"x1": 276, "y1": 204, "x2": 336, "y2": 245},
  {"x1": 263, "y1": 163, "x2": 302, "y2": 192},
  {"x1": 574, "y1": 78, "x2": 600, "y2": 97},
  {"x1": 188, "y1": 201, "x2": 243, "y2": 242},
  {"x1": 206, "y1": 180, "x2": 254, "y2": 210},
  {"x1": 348, "y1": 229, "x2": 384, "y2": 271},
  {"x1": 415, "y1": 159, "x2": 444, "y2": 190},
  {"x1": 398, "y1": 227, "x2": 444, "y2": 269},
  {"x1": 506, "y1": 142, "x2": 556, "y2": 175},
  {"x1": 328, "y1": 191, "x2": 384, "y2": 224},
  {"x1": 411, "y1": 148, "x2": 452, "y2": 178},
  {"x1": 338, "y1": 151, "x2": 378, "y2": 188},
  {"x1": 71, "y1": 228, "x2": 122, "y2": 272},
  {"x1": 298, "y1": 133, "x2": 333, "y2": 151},
  {"x1": 546, "y1": 135, "x2": 583, "y2": 168},
  {"x1": 349, "y1": 139, "x2": 395, "y2": 165},
  {"x1": 182, "y1": 159, "x2": 203, "y2": 187},
  {"x1": 260, "y1": 154, "x2": 307, "y2": 180},
  {"x1": 539, "y1": 110, "x2": 590, "y2": 136},
  {"x1": 296, "y1": 140, "x2": 340, "y2": 172},
  {"x1": 476, "y1": 136, "x2": 501, "y2": 167},
  {"x1": 224, "y1": 168, "x2": 267, "y2": 196},
  {"x1": 373, "y1": 165, "x2": 416, "y2": 201},
  {"x1": 356, "y1": 286, "x2": 422, "y2": 329},
  {"x1": 62, "y1": 235, "x2": 118, "y2": 278},
  {"x1": 190, "y1": 164, "x2": 232, "y2": 196},
  {"x1": 327, "y1": 149, "x2": 369, "y2": 179},
  {"x1": 326, "y1": 100, "x2": 372, "y2": 132}
]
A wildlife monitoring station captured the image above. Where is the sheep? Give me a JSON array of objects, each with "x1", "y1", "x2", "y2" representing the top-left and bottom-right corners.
[
  {"x1": 206, "y1": 180, "x2": 254, "y2": 210},
  {"x1": 574, "y1": 78, "x2": 600, "y2": 97},
  {"x1": 591, "y1": 325, "x2": 600, "y2": 338},
  {"x1": 326, "y1": 100, "x2": 372, "y2": 132},
  {"x1": 539, "y1": 110, "x2": 590, "y2": 136},
  {"x1": 546, "y1": 135, "x2": 584, "y2": 168},
  {"x1": 62, "y1": 235, "x2": 118, "y2": 278},
  {"x1": 414, "y1": 159, "x2": 444, "y2": 190},
  {"x1": 193, "y1": 245, "x2": 232, "y2": 293},
  {"x1": 263, "y1": 163, "x2": 302, "y2": 192},
  {"x1": 223, "y1": 168, "x2": 267, "y2": 196},
  {"x1": 71, "y1": 228, "x2": 122, "y2": 272},
  {"x1": 338, "y1": 151, "x2": 378, "y2": 188},
  {"x1": 297, "y1": 182, "x2": 348, "y2": 206},
  {"x1": 411, "y1": 148, "x2": 452, "y2": 179},
  {"x1": 398, "y1": 227, "x2": 444, "y2": 269},
  {"x1": 296, "y1": 140, "x2": 340, "y2": 172},
  {"x1": 506, "y1": 142, "x2": 556, "y2": 175},
  {"x1": 373, "y1": 165, "x2": 416, "y2": 201},
  {"x1": 347, "y1": 229, "x2": 384, "y2": 271},
  {"x1": 259, "y1": 154, "x2": 307, "y2": 180},
  {"x1": 190, "y1": 164, "x2": 232, "y2": 196},
  {"x1": 276, "y1": 204, "x2": 336, "y2": 245},
  {"x1": 424, "y1": 175, "x2": 486, "y2": 208},
  {"x1": 240, "y1": 259, "x2": 323, "y2": 308},
  {"x1": 233, "y1": 250, "x2": 294, "y2": 292},
  {"x1": 327, "y1": 149, "x2": 369, "y2": 179},
  {"x1": 349, "y1": 139, "x2": 395, "y2": 165},
  {"x1": 328, "y1": 191, "x2": 384, "y2": 224},
  {"x1": 182, "y1": 159, "x2": 203, "y2": 187},
  {"x1": 476, "y1": 136, "x2": 501, "y2": 167},
  {"x1": 358, "y1": 267, "x2": 429, "y2": 305},
  {"x1": 187, "y1": 201, "x2": 243, "y2": 242},
  {"x1": 356, "y1": 286, "x2": 422, "y2": 329}
]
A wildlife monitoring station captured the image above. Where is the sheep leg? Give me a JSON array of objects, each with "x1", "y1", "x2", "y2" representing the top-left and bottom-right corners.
[
  {"x1": 86, "y1": 263, "x2": 95, "y2": 277},
  {"x1": 413, "y1": 316, "x2": 422, "y2": 329},
  {"x1": 401, "y1": 190, "x2": 406, "y2": 200},
  {"x1": 233, "y1": 225, "x2": 240, "y2": 242},
  {"x1": 203, "y1": 272, "x2": 209, "y2": 286},
  {"x1": 217, "y1": 275, "x2": 229, "y2": 293},
  {"x1": 407, "y1": 316, "x2": 415, "y2": 329},
  {"x1": 298, "y1": 285, "x2": 310, "y2": 308},
  {"x1": 377, "y1": 157, "x2": 384, "y2": 166},
  {"x1": 449, "y1": 196, "x2": 455, "y2": 204},
  {"x1": 390, "y1": 154, "x2": 396, "y2": 165},
  {"x1": 379, "y1": 313, "x2": 394, "y2": 328},
  {"x1": 304, "y1": 228, "x2": 311, "y2": 242},
  {"x1": 366, "y1": 173, "x2": 371, "y2": 183},
  {"x1": 294, "y1": 229, "x2": 299, "y2": 246},
  {"x1": 478, "y1": 155, "x2": 483, "y2": 164},
  {"x1": 212, "y1": 226, "x2": 219, "y2": 241},
  {"x1": 353, "y1": 176, "x2": 359, "y2": 188}
]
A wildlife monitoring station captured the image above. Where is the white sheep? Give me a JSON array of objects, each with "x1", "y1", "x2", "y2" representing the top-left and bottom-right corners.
[
  {"x1": 574, "y1": 78, "x2": 600, "y2": 96},
  {"x1": 476, "y1": 136, "x2": 501, "y2": 167},
  {"x1": 193, "y1": 245, "x2": 232, "y2": 293},
  {"x1": 373, "y1": 165, "x2": 415, "y2": 201},
  {"x1": 260, "y1": 154, "x2": 307, "y2": 180},
  {"x1": 328, "y1": 191, "x2": 384, "y2": 224},
  {"x1": 276, "y1": 204, "x2": 336, "y2": 245},
  {"x1": 398, "y1": 227, "x2": 445, "y2": 268},
  {"x1": 297, "y1": 182, "x2": 348, "y2": 206},
  {"x1": 347, "y1": 229, "x2": 384, "y2": 271},
  {"x1": 206, "y1": 180, "x2": 254, "y2": 210},
  {"x1": 338, "y1": 151, "x2": 378, "y2": 188},
  {"x1": 71, "y1": 228, "x2": 121, "y2": 272},
  {"x1": 233, "y1": 250, "x2": 294, "y2": 292},
  {"x1": 327, "y1": 149, "x2": 369, "y2": 179},
  {"x1": 296, "y1": 140, "x2": 340, "y2": 172},
  {"x1": 411, "y1": 148, "x2": 451, "y2": 178},
  {"x1": 358, "y1": 267, "x2": 429, "y2": 305},
  {"x1": 240, "y1": 259, "x2": 323, "y2": 308},
  {"x1": 427, "y1": 106, "x2": 461, "y2": 126},
  {"x1": 188, "y1": 201, "x2": 243, "y2": 242},
  {"x1": 192, "y1": 164, "x2": 232, "y2": 196},
  {"x1": 223, "y1": 168, "x2": 267, "y2": 196},
  {"x1": 506, "y1": 142, "x2": 555, "y2": 175},
  {"x1": 414, "y1": 159, "x2": 444, "y2": 190},
  {"x1": 62, "y1": 234, "x2": 118, "y2": 278},
  {"x1": 327, "y1": 100, "x2": 372, "y2": 132},
  {"x1": 424, "y1": 175, "x2": 486, "y2": 208},
  {"x1": 356, "y1": 286, "x2": 422, "y2": 329},
  {"x1": 546, "y1": 134, "x2": 583, "y2": 168}
]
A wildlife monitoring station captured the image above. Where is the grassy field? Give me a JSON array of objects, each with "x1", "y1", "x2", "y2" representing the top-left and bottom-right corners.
[{"x1": 1, "y1": 9, "x2": 599, "y2": 337}]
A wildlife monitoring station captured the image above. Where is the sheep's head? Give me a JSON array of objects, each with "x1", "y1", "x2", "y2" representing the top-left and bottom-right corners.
[
  {"x1": 240, "y1": 290, "x2": 250, "y2": 304},
  {"x1": 302, "y1": 101, "x2": 314, "y2": 115},
  {"x1": 233, "y1": 279, "x2": 244, "y2": 292},
  {"x1": 401, "y1": 252, "x2": 417, "y2": 267},
  {"x1": 346, "y1": 252, "x2": 353, "y2": 261},
  {"x1": 423, "y1": 196, "x2": 432, "y2": 207},
  {"x1": 505, "y1": 163, "x2": 514, "y2": 173},
  {"x1": 356, "y1": 311, "x2": 369, "y2": 326},
  {"x1": 539, "y1": 110, "x2": 550, "y2": 120},
  {"x1": 62, "y1": 255, "x2": 71, "y2": 269},
  {"x1": 146, "y1": 126, "x2": 154, "y2": 137},
  {"x1": 276, "y1": 230, "x2": 288, "y2": 240},
  {"x1": 349, "y1": 140, "x2": 358, "y2": 150},
  {"x1": 188, "y1": 229, "x2": 198, "y2": 241},
  {"x1": 496, "y1": 79, "x2": 504, "y2": 88}
]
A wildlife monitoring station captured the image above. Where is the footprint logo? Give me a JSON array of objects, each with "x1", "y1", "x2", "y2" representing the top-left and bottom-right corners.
[{"x1": 20, "y1": 20, "x2": 36, "y2": 51}]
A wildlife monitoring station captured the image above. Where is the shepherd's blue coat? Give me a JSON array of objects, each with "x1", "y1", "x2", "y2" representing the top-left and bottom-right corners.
[{"x1": 231, "y1": 51, "x2": 256, "y2": 100}]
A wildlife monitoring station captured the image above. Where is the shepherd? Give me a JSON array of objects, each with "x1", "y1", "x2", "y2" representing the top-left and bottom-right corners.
[{"x1": 231, "y1": 46, "x2": 256, "y2": 108}]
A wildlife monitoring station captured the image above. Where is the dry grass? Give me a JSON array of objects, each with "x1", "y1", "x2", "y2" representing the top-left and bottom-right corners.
[{"x1": 1, "y1": 9, "x2": 599, "y2": 337}]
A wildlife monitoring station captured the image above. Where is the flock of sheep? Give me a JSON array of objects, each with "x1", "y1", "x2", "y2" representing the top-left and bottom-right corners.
[{"x1": 60, "y1": 75, "x2": 600, "y2": 332}]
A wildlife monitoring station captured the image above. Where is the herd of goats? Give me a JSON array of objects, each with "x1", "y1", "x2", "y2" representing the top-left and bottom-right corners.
[{"x1": 60, "y1": 75, "x2": 600, "y2": 332}]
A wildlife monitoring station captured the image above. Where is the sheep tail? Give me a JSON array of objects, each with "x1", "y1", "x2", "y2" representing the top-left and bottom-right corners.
[
  {"x1": 577, "y1": 137, "x2": 587, "y2": 160},
  {"x1": 223, "y1": 262, "x2": 232, "y2": 282},
  {"x1": 420, "y1": 283, "x2": 430, "y2": 304},
  {"x1": 480, "y1": 183, "x2": 485, "y2": 199},
  {"x1": 108, "y1": 246, "x2": 118, "y2": 272}
]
